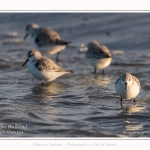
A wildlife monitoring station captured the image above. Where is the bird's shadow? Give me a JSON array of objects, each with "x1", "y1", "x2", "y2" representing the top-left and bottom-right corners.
[{"x1": 119, "y1": 102, "x2": 146, "y2": 114}]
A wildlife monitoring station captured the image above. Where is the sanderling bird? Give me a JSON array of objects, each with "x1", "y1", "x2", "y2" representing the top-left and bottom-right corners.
[
  {"x1": 85, "y1": 41, "x2": 112, "y2": 74},
  {"x1": 115, "y1": 73, "x2": 140, "y2": 104},
  {"x1": 22, "y1": 49, "x2": 73, "y2": 85},
  {"x1": 24, "y1": 23, "x2": 71, "y2": 61}
]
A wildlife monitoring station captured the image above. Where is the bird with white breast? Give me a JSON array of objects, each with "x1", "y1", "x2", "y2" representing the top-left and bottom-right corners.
[
  {"x1": 24, "y1": 23, "x2": 71, "y2": 61},
  {"x1": 85, "y1": 41, "x2": 112, "y2": 74},
  {"x1": 22, "y1": 49, "x2": 73, "y2": 85},
  {"x1": 115, "y1": 73, "x2": 140, "y2": 105}
]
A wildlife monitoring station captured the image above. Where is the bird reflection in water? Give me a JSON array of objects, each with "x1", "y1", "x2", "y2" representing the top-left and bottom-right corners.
[
  {"x1": 79, "y1": 74, "x2": 111, "y2": 87},
  {"x1": 31, "y1": 82, "x2": 69, "y2": 102},
  {"x1": 124, "y1": 120, "x2": 143, "y2": 132},
  {"x1": 121, "y1": 104, "x2": 145, "y2": 113}
]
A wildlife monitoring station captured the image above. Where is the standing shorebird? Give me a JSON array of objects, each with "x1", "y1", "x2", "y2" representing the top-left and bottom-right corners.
[
  {"x1": 22, "y1": 49, "x2": 73, "y2": 85},
  {"x1": 24, "y1": 23, "x2": 71, "y2": 61},
  {"x1": 115, "y1": 73, "x2": 141, "y2": 106},
  {"x1": 85, "y1": 41, "x2": 112, "y2": 74}
]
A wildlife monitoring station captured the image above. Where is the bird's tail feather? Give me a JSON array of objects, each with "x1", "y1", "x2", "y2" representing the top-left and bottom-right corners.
[{"x1": 66, "y1": 70, "x2": 73, "y2": 73}]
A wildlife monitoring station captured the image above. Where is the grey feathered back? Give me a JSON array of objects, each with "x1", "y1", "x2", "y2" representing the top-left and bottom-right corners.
[
  {"x1": 36, "y1": 56, "x2": 69, "y2": 72},
  {"x1": 86, "y1": 41, "x2": 111, "y2": 59},
  {"x1": 35, "y1": 28, "x2": 71, "y2": 47}
]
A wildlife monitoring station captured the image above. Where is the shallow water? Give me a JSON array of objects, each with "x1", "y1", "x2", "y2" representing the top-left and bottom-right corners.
[{"x1": 0, "y1": 13, "x2": 150, "y2": 137}]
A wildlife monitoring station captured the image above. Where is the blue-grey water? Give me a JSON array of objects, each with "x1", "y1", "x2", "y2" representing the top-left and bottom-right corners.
[{"x1": 0, "y1": 13, "x2": 150, "y2": 137}]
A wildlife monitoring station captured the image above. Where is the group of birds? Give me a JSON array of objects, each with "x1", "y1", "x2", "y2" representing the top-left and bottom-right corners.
[{"x1": 22, "y1": 23, "x2": 141, "y2": 106}]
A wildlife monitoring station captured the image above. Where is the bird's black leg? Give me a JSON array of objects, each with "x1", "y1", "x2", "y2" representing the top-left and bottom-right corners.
[
  {"x1": 41, "y1": 80, "x2": 44, "y2": 85},
  {"x1": 56, "y1": 52, "x2": 60, "y2": 62},
  {"x1": 102, "y1": 69, "x2": 104, "y2": 75},
  {"x1": 120, "y1": 97, "x2": 123, "y2": 103},
  {"x1": 93, "y1": 67, "x2": 96, "y2": 74},
  {"x1": 134, "y1": 99, "x2": 136, "y2": 105},
  {"x1": 120, "y1": 97, "x2": 123, "y2": 109}
]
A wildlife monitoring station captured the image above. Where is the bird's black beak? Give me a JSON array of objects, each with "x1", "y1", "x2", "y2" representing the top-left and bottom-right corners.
[
  {"x1": 125, "y1": 82, "x2": 127, "y2": 90},
  {"x1": 24, "y1": 33, "x2": 28, "y2": 40},
  {"x1": 22, "y1": 59, "x2": 28, "y2": 67}
]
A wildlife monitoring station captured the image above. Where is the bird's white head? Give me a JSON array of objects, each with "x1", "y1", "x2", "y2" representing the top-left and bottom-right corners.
[
  {"x1": 24, "y1": 23, "x2": 39, "y2": 40},
  {"x1": 87, "y1": 41, "x2": 99, "y2": 49},
  {"x1": 121, "y1": 73, "x2": 133, "y2": 90},
  {"x1": 22, "y1": 49, "x2": 41, "y2": 66}
]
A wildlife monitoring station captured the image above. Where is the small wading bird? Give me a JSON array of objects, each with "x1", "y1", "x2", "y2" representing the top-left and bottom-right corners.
[
  {"x1": 24, "y1": 23, "x2": 71, "y2": 61},
  {"x1": 22, "y1": 49, "x2": 73, "y2": 85},
  {"x1": 85, "y1": 41, "x2": 112, "y2": 74},
  {"x1": 115, "y1": 73, "x2": 140, "y2": 107}
]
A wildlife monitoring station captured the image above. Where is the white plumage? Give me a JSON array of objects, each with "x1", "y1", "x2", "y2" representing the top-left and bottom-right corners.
[{"x1": 22, "y1": 49, "x2": 73, "y2": 84}]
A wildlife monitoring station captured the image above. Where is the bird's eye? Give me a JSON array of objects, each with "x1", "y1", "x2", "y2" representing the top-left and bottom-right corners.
[
  {"x1": 28, "y1": 54, "x2": 32, "y2": 57},
  {"x1": 35, "y1": 38, "x2": 39, "y2": 43},
  {"x1": 129, "y1": 79, "x2": 131, "y2": 81}
]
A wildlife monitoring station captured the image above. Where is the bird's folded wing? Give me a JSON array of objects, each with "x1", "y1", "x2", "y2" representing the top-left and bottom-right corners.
[
  {"x1": 35, "y1": 28, "x2": 61, "y2": 46},
  {"x1": 36, "y1": 57, "x2": 66, "y2": 72},
  {"x1": 86, "y1": 43, "x2": 111, "y2": 59},
  {"x1": 115, "y1": 76, "x2": 121, "y2": 85},
  {"x1": 132, "y1": 76, "x2": 141, "y2": 88}
]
